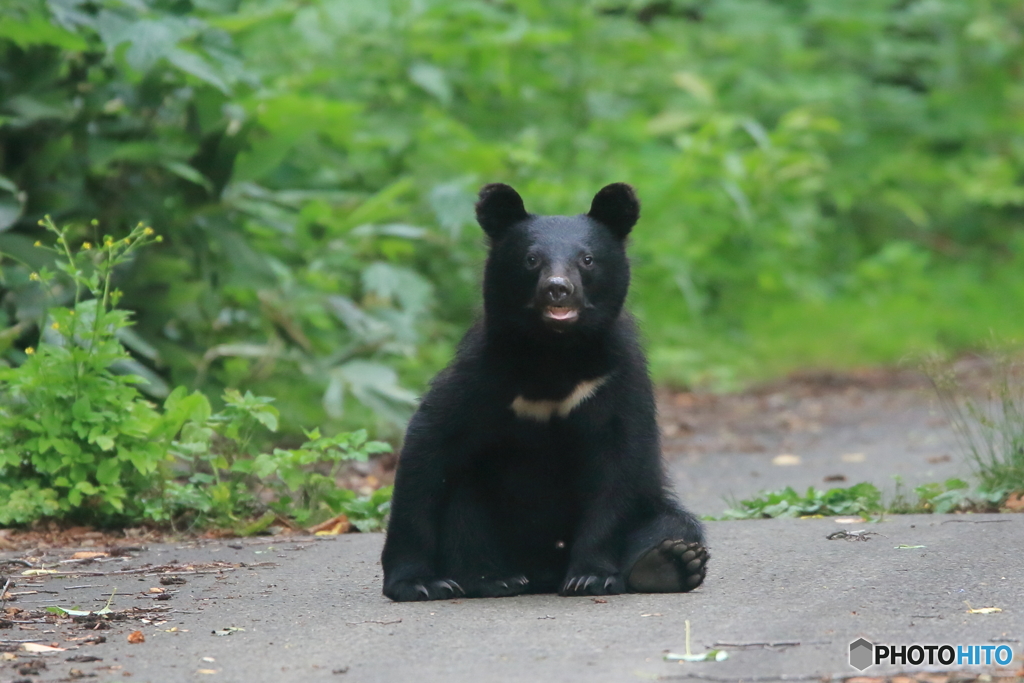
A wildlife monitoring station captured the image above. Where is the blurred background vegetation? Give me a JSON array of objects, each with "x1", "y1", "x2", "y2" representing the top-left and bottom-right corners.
[{"x1": 2, "y1": 0, "x2": 1023, "y2": 440}]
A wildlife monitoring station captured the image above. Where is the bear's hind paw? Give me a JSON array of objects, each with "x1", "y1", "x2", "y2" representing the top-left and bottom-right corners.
[{"x1": 627, "y1": 540, "x2": 708, "y2": 593}]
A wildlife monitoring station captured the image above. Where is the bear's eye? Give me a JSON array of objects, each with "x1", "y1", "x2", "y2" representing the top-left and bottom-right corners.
[
  {"x1": 525, "y1": 254, "x2": 539, "y2": 269},
  {"x1": 581, "y1": 255, "x2": 594, "y2": 267}
]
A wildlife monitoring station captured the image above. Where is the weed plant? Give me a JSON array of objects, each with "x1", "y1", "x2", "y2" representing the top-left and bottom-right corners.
[{"x1": 929, "y1": 355, "x2": 1024, "y2": 503}]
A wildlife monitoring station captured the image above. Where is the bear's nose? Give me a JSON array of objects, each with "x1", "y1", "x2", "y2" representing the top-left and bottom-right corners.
[{"x1": 543, "y1": 277, "x2": 574, "y2": 303}]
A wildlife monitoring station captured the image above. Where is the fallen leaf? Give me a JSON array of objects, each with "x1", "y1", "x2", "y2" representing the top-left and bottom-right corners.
[
  {"x1": 664, "y1": 650, "x2": 729, "y2": 662},
  {"x1": 894, "y1": 544, "x2": 925, "y2": 549},
  {"x1": 198, "y1": 669, "x2": 219, "y2": 674},
  {"x1": 2, "y1": 652, "x2": 17, "y2": 661},
  {"x1": 309, "y1": 514, "x2": 350, "y2": 536},
  {"x1": 211, "y1": 627, "x2": 245, "y2": 636},
  {"x1": 21, "y1": 643, "x2": 65, "y2": 653},
  {"x1": 834, "y1": 517, "x2": 866, "y2": 524},
  {"x1": 841, "y1": 452, "x2": 866, "y2": 463},
  {"x1": 772, "y1": 454, "x2": 801, "y2": 466},
  {"x1": 1003, "y1": 492, "x2": 1024, "y2": 512},
  {"x1": 127, "y1": 630, "x2": 145, "y2": 644},
  {"x1": 965, "y1": 601, "x2": 1002, "y2": 615},
  {"x1": 71, "y1": 551, "x2": 108, "y2": 560},
  {"x1": 21, "y1": 569, "x2": 59, "y2": 576},
  {"x1": 640, "y1": 613, "x2": 663, "y2": 617},
  {"x1": 47, "y1": 606, "x2": 94, "y2": 617},
  {"x1": 148, "y1": 587, "x2": 165, "y2": 594}
]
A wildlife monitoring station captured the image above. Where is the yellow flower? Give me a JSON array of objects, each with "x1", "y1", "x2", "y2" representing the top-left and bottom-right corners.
[
  {"x1": 105, "y1": 238, "x2": 114, "y2": 247},
  {"x1": 34, "y1": 241, "x2": 41, "y2": 247},
  {"x1": 82, "y1": 242, "x2": 92, "y2": 250},
  {"x1": 29, "y1": 272, "x2": 40, "y2": 281},
  {"x1": 155, "y1": 235, "x2": 163, "y2": 242},
  {"x1": 51, "y1": 322, "x2": 60, "y2": 330},
  {"x1": 144, "y1": 227, "x2": 154, "y2": 236},
  {"x1": 25, "y1": 347, "x2": 35, "y2": 355},
  {"x1": 123, "y1": 238, "x2": 131, "y2": 245}
]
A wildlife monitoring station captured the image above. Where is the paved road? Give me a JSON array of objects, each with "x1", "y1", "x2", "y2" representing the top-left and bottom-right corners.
[
  {"x1": 661, "y1": 375, "x2": 968, "y2": 517},
  {"x1": 3, "y1": 517, "x2": 1023, "y2": 682},
  {"x1": 3, "y1": 375, "x2": 1022, "y2": 682}
]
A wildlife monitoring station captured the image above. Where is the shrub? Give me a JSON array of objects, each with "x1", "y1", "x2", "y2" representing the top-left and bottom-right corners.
[{"x1": 0, "y1": 218, "x2": 392, "y2": 529}]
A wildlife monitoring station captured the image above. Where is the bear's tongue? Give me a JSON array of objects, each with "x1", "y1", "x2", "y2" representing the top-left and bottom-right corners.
[{"x1": 545, "y1": 306, "x2": 578, "y2": 321}]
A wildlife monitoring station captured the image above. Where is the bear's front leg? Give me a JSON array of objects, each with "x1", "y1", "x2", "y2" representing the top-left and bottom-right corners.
[
  {"x1": 384, "y1": 577, "x2": 466, "y2": 602},
  {"x1": 559, "y1": 498, "x2": 628, "y2": 597}
]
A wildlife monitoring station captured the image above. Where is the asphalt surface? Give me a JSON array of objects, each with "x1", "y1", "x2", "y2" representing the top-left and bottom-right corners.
[{"x1": 3, "y1": 375, "x2": 1023, "y2": 683}]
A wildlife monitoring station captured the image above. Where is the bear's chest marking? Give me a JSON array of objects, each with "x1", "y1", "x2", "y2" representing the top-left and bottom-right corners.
[{"x1": 510, "y1": 376, "x2": 609, "y2": 422}]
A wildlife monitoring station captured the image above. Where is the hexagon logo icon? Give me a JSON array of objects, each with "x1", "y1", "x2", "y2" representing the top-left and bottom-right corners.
[{"x1": 849, "y1": 638, "x2": 874, "y2": 671}]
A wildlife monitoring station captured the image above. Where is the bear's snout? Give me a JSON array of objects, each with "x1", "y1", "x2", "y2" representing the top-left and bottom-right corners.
[{"x1": 542, "y1": 277, "x2": 574, "y2": 303}]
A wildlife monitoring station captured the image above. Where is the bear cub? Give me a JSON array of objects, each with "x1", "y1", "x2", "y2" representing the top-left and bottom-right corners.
[{"x1": 381, "y1": 183, "x2": 708, "y2": 601}]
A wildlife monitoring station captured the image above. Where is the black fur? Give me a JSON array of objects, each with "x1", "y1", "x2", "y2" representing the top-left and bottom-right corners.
[{"x1": 381, "y1": 183, "x2": 707, "y2": 601}]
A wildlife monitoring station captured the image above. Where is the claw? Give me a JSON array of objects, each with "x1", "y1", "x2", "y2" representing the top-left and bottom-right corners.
[
  {"x1": 498, "y1": 581, "x2": 508, "y2": 589},
  {"x1": 447, "y1": 579, "x2": 464, "y2": 596},
  {"x1": 416, "y1": 584, "x2": 429, "y2": 599},
  {"x1": 582, "y1": 576, "x2": 595, "y2": 591},
  {"x1": 604, "y1": 576, "x2": 615, "y2": 590}
]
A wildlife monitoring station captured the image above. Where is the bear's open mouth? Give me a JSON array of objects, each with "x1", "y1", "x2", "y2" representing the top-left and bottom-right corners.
[{"x1": 544, "y1": 306, "x2": 579, "y2": 322}]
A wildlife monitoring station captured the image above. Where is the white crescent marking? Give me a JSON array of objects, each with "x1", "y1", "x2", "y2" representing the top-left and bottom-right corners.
[{"x1": 510, "y1": 376, "x2": 609, "y2": 422}]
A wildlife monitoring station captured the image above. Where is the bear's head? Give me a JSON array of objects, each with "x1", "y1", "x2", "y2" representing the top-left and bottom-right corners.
[{"x1": 476, "y1": 183, "x2": 639, "y2": 340}]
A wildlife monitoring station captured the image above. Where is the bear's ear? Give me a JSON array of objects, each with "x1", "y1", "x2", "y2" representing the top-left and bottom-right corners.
[
  {"x1": 587, "y1": 183, "x2": 640, "y2": 239},
  {"x1": 476, "y1": 183, "x2": 529, "y2": 239}
]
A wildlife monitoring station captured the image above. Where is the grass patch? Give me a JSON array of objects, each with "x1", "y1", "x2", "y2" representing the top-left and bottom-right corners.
[
  {"x1": 716, "y1": 477, "x2": 1006, "y2": 521},
  {"x1": 716, "y1": 483, "x2": 884, "y2": 520},
  {"x1": 647, "y1": 260, "x2": 1024, "y2": 391}
]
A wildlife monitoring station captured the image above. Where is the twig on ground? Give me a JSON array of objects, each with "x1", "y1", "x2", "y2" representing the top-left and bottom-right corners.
[
  {"x1": 345, "y1": 619, "x2": 402, "y2": 626},
  {"x1": 826, "y1": 530, "x2": 883, "y2": 541},
  {"x1": 658, "y1": 674, "x2": 823, "y2": 682},
  {"x1": 23, "y1": 561, "x2": 275, "y2": 578},
  {"x1": 711, "y1": 640, "x2": 828, "y2": 650},
  {"x1": 0, "y1": 560, "x2": 33, "y2": 568},
  {"x1": 940, "y1": 519, "x2": 1011, "y2": 524}
]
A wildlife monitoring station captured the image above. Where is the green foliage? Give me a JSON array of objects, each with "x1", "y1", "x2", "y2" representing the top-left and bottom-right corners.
[
  {"x1": 718, "y1": 482, "x2": 884, "y2": 520},
  {"x1": 0, "y1": 218, "x2": 392, "y2": 528},
  {"x1": 165, "y1": 389, "x2": 394, "y2": 529},
  {"x1": 2, "y1": 0, "x2": 1024, "y2": 421},
  {"x1": 718, "y1": 475, "x2": 1012, "y2": 520},
  {"x1": 887, "y1": 476, "x2": 1004, "y2": 514}
]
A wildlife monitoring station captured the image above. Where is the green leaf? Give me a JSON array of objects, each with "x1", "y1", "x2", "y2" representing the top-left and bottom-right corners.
[{"x1": 96, "y1": 458, "x2": 122, "y2": 486}]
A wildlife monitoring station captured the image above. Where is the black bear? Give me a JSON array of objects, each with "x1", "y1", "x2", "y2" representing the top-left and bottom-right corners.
[{"x1": 381, "y1": 183, "x2": 708, "y2": 601}]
